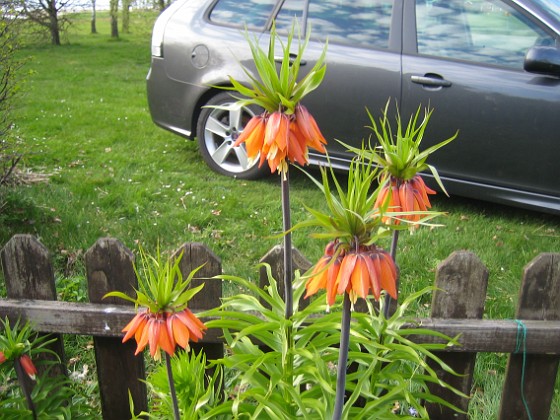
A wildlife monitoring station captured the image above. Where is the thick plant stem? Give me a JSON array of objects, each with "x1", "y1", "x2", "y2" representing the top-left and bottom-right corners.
[
  {"x1": 281, "y1": 169, "x2": 293, "y2": 319},
  {"x1": 14, "y1": 358, "x2": 36, "y2": 419},
  {"x1": 165, "y1": 353, "x2": 180, "y2": 420},
  {"x1": 383, "y1": 229, "x2": 400, "y2": 318},
  {"x1": 333, "y1": 292, "x2": 352, "y2": 420}
]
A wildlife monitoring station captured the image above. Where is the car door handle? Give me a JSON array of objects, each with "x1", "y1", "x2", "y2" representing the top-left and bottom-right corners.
[
  {"x1": 411, "y1": 74, "x2": 452, "y2": 88},
  {"x1": 274, "y1": 54, "x2": 306, "y2": 66}
]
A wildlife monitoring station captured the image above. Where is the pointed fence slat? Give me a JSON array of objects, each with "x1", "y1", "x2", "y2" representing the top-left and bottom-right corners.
[
  {"x1": 0, "y1": 234, "x2": 66, "y2": 378},
  {"x1": 425, "y1": 251, "x2": 489, "y2": 419},
  {"x1": 259, "y1": 245, "x2": 312, "y2": 309},
  {"x1": 499, "y1": 253, "x2": 560, "y2": 420},
  {"x1": 85, "y1": 238, "x2": 148, "y2": 420},
  {"x1": 173, "y1": 242, "x2": 223, "y2": 360}
]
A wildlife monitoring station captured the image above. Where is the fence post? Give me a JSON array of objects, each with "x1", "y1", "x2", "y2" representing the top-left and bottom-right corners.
[
  {"x1": 259, "y1": 245, "x2": 312, "y2": 309},
  {"x1": 85, "y1": 238, "x2": 148, "y2": 420},
  {"x1": 174, "y1": 242, "x2": 223, "y2": 361},
  {"x1": 499, "y1": 253, "x2": 560, "y2": 420},
  {"x1": 0, "y1": 234, "x2": 66, "y2": 378},
  {"x1": 426, "y1": 251, "x2": 489, "y2": 419}
]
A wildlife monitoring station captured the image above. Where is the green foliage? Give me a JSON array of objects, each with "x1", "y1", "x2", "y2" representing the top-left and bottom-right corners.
[
  {"x1": 225, "y1": 22, "x2": 327, "y2": 114},
  {"x1": 351, "y1": 99, "x2": 458, "y2": 189},
  {"x1": 138, "y1": 351, "x2": 223, "y2": 419},
  {"x1": 0, "y1": 3, "x2": 25, "y2": 188},
  {"x1": 202, "y1": 267, "x2": 464, "y2": 419},
  {"x1": 0, "y1": 318, "x2": 97, "y2": 418}
]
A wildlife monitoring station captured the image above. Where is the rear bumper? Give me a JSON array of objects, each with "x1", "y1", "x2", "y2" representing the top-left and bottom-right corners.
[{"x1": 146, "y1": 58, "x2": 205, "y2": 140}]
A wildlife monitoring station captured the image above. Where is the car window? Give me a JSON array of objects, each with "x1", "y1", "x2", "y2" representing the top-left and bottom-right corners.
[
  {"x1": 274, "y1": 0, "x2": 305, "y2": 33},
  {"x1": 276, "y1": 0, "x2": 393, "y2": 49},
  {"x1": 209, "y1": 0, "x2": 277, "y2": 29},
  {"x1": 416, "y1": 0, "x2": 553, "y2": 69}
]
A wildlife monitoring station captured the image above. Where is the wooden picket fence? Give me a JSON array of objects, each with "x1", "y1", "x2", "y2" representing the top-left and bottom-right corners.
[{"x1": 0, "y1": 234, "x2": 559, "y2": 419}]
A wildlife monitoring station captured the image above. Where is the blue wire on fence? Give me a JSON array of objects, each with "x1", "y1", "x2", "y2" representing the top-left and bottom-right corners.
[{"x1": 514, "y1": 319, "x2": 533, "y2": 420}]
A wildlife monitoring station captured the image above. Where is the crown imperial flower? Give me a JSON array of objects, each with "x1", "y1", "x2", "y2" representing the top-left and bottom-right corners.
[
  {"x1": 226, "y1": 23, "x2": 327, "y2": 175},
  {"x1": 105, "y1": 248, "x2": 206, "y2": 361},
  {"x1": 305, "y1": 242, "x2": 397, "y2": 307}
]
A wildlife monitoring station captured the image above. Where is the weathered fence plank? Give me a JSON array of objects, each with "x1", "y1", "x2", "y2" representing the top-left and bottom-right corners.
[
  {"x1": 259, "y1": 244, "x2": 312, "y2": 308},
  {"x1": 499, "y1": 253, "x2": 560, "y2": 420},
  {"x1": 85, "y1": 238, "x2": 148, "y2": 420},
  {"x1": 426, "y1": 251, "x2": 489, "y2": 419},
  {"x1": 0, "y1": 234, "x2": 66, "y2": 378},
  {"x1": 174, "y1": 242, "x2": 223, "y2": 360}
]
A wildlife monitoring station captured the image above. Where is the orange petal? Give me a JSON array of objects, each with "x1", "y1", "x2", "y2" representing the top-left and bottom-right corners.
[
  {"x1": 147, "y1": 318, "x2": 161, "y2": 358},
  {"x1": 378, "y1": 254, "x2": 398, "y2": 299},
  {"x1": 305, "y1": 257, "x2": 329, "y2": 298},
  {"x1": 175, "y1": 309, "x2": 206, "y2": 342},
  {"x1": 374, "y1": 185, "x2": 389, "y2": 210},
  {"x1": 244, "y1": 119, "x2": 266, "y2": 158},
  {"x1": 399, "y1": 182, "x2": 414, "y2": 213},
  {"x1": 233, "y1": 115, "x2": 265, "y2": 149},
  {"x1": 19, "y1": 355, "x2": 37, "y2": 380},
  {"x1": 122, "y1": 312, "x2": 147, "y2": 343},
  {"x1": 350, "y1": 255, "x2": 370, "y2": 300},
  {"x1": 170, "y1": 316, "x2": 191, "y2": 349},
  {"x1": 135, "y1": 317, "x2": 151, "y2": 355},
  {"x1": 295, "y1": 104, "x2": 327, "y2": 149},
  {"x1": 364, "y1": 255, "x2": 381, "y2": 300},
  {"x1": 287, "y1": 123, "x2": 308, "y2": 166},
  {"x1": 158, "y1": 319, "x2": 176, "y2": 356},
  {"x1": 326, "y1": 257, "x2": 341, "y2": 307},
  {"x1": 336, "y1": 253, "x2": 357, "y2": 295},
  {"x1": 165, "y1": 313, "x2": 177, "y2": 349}
]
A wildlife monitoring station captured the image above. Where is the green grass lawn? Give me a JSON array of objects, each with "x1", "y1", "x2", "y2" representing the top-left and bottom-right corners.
[{"x1": 1, "y1": 10, "x2": 559, "y2": 418}]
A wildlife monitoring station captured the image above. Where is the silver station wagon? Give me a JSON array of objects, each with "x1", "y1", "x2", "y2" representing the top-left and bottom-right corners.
[{"x1": 147, "y1": 0, "x2": 560, "y2": 215}]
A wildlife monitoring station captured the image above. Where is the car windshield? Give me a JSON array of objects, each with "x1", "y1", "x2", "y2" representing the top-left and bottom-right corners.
[{"x1": 531, "y1": 0, "x2": 560, "y2": 26}]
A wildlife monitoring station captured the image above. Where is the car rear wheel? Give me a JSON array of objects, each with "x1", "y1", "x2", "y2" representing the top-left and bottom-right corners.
[{"x1": 196, "y1": 92, "x2": 267, "y2": 179}]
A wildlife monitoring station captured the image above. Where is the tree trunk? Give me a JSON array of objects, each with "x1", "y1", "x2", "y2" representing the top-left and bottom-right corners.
[
  {"x1": 121, "y1": 0, "x2": 130, "y2": 34},
  {"x1": 110, "y1": 0, "x2": 119, "y2": 38},
  {"x1": 91, "y1": 0, "x2": 97, "y2": 34},
  {"x1": 48, "y1": 3, "x2": 61, "y2": 45}
]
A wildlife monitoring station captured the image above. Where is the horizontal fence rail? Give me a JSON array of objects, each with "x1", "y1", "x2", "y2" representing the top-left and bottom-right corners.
[{"x1": 0, "y1": 299, "x2": 559, "y2": 354}]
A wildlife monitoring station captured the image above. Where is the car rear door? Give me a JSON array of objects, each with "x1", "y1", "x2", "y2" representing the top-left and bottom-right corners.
[
  {"x1": 273, "y1": 0, "x2": 404, "y2": 166},
  {"x1": 401, "y1": 0, "x2": 560, "y2": 201}
]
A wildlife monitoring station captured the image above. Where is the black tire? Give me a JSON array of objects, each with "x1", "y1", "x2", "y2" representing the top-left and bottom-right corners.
[{"x1": 196, "y1": 92, "x2": 268, "y2": 180}]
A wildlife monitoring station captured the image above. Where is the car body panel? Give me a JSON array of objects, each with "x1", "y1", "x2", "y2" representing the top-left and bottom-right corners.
[{"x1": 146, "y1": 0, "x2": 560, "y2": 214}]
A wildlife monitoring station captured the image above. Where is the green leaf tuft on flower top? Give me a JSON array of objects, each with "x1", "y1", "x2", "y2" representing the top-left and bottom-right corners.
[
  {"x1": 104, "y1": 246, "x2": 204, "y2": 314},
  {"x1": 232, "y1": 21, "x2": 327, "y2": 114},
  {"x1": 362, "y1": 98, "x2": 458, "y2": 190},
  {"x1": 294, "y1": 153, "x2": 388, "y2": 247}
]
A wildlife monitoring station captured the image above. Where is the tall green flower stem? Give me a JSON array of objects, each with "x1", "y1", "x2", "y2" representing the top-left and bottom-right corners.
[
  {"x1": 383, "y1": 229, "x2": 400, "y2": 319},
  {"x1": 165, "y1": 353, "x2": 180, "y2": 420},
  {"x1": 282, "y1": 169, "x2": 294, "y2": 319},
  {"x1": 333, "y1": 292, "x2": 352, "y2": 420}
]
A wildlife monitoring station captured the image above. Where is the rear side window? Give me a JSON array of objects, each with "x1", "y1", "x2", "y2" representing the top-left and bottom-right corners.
[
  {"x1": 276, "y1": 0, "x2": 393, "y2": 49},
  {"x1": 307, "y1": 0, "x2": 393, "y2": 49},
  {"x1": 209, "y1": 0, "x2": 277, "y2": 29}
]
